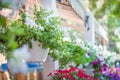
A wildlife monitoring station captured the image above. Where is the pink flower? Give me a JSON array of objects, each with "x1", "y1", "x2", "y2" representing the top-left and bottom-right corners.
[{"x1": 48, "y1": 72, "x2": 52, "y2": 76}]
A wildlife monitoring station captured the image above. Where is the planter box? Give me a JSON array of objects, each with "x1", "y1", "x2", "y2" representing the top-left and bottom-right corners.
[{"x1": 29, "y1": 40, "x2": 48, "y2": 62}]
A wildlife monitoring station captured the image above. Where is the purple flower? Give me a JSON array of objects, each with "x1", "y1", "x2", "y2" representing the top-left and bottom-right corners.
[
  {"x1": 103, "y1": 67, "x2": 107, "y2": 71},
  {"x1": 103, "y1": 63, "x2": 107, "y2": 67},
  {"x1": 93, "y1": 71, "x2": 96, "y2": 74},
  {"x1": 110, "y1": 77, "x2": 115, "y2": 80},
  {"x1": 113, "y1": 73, "x2": 120, "y2": 80},
  {"x1": 103, "y1": 63, "x2": 108, "y2": 71},
  {"x1": 85, "y1": 52, "x2": 91, "y2": 58},
  {"x1": 87, "y1": 52, "x2": 90, "y2": 56},
  {"x1": 92, "y1": 60, "x2": 98, "y2": 66},
  {"x1": 97, "y1": 59, "x2": 101, "y2": 63},
  {"x1": 99, "y1": 67, "x2": 103, "y2": 74},
  {"x1": 109, "y1": 73, "x2": 113, "y2": 76}
]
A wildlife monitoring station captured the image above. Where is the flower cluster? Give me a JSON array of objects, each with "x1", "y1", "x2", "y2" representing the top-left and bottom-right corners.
[
  {"x1": 92, "y1": 59, "x2": 108, "y2": 78},
  {"x1": 104, "y1": 67, "x2": 120, "y2": 80},
  {"x1": 48, "y1": 67, "x2": 97, "y2": 80},
  {"x1": 91, "y1": 51, "x2": 117, "y2": 78}
]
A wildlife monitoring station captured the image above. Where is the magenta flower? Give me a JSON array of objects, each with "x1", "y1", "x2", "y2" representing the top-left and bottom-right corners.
[
  {"x1": 92, "y1": 60, "x2": 98, "y2": 66},
  {"x1": 103, "y1": 63, "x2": 107, "y2": 67},
  {"x1": 97, "y1": 59, "x2": 101, "y2": 63},
  {"x1": 98, "y1": 66, "x2": 102, "y2": 74},
  {"x1": 87, "y1": 52, "x2": 91, "y2": 56}
]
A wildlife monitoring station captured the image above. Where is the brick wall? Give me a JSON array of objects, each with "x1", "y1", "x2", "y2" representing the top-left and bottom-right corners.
[
  {"x1": 25, "y1": 0, "x2": 41, "y2": 14},
  {"x1": 57, "y1": 3, "x2": 86, "y2": 36},
  {"x1": 0, "y1": 0, "x2": 41, "y2": 19}
]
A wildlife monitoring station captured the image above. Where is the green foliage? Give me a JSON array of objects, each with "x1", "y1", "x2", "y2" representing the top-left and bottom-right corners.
[
  {"x1": 4, "y1": 7, "x2": 64, "y2": 59},
  {"x1": 0, "y1": 15, "x2": 6, "y2": 27},
  {"x1": 89, "y1": 0, "x2": 120, "y2": 18},
  {"x1": 0, "y1": 44, "x2": 6, "y2": 52},
  {"x1": 88, "y1": 0, "x2": 120, "y2": 53},
  {"x1": 107, "y1": 15, "x2": 120, "y2": 53},
  {"x1": 59, "y1": 41, "x2": 87, "y2": 67},
  {"x1": 89, "y1": 0, "x2": 97, "y2": 11},
  {"x1": 0, "y1": 6, "x2": 97, "y2": 68},
  {"x1": 34, "y1": 6, "x2": 63, "y2": 49},
  {"x1": 0, "y1": 7, "x2": 65, "y2": 61},
  {"x1": 0, "y1": 20, "x2": 25, "y2": 58}
]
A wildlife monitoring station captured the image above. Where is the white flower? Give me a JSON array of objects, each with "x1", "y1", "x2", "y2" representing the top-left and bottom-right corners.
[
  {"x1": 26, "y1": 18, "x2": 37, "y2": 27},
  {"x1": 71, "y1": 62, "x2": 76, "y2": 67},
  {"x1": 101, "y1": 60, "x2": 105, "y2": 65},
  {"x1": 96, "y1": 54, "x2": 100, "y2": 58},
  {"x1": 7, "y1": 44, "x2": 30, "y2": 75},
  {"x1": 63, "y1": 37, "x2": 71, "y2": 42},
  {"x1": 109, "y1": 57, "x2": 116, "y2": 63},
  {"x1": 98, "y1": 56, "x2": 104, "y2": 61},
  {"x1": 84, "y1": 62, "x2": 89, "y2": 66},
  {"x1": 39, "y1": 26, "x2": 44, "y2": 31},
  {"x1": 76, "y1": 38, "x2": 83, "y2": 45},
  {"x1": 85, "y1": 53, "x2": 90, "y2": 58},
  {"x1": 78, "y1": 64, "x2": 83, "y2": 69}
]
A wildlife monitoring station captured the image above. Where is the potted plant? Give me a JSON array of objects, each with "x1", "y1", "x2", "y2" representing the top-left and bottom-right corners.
[
  {"x1": 0, "y1": 6, "x2": 64, "y2": 74},
  {"x1": 48, "y1": 67, "x2": 97, "y2": 80}
]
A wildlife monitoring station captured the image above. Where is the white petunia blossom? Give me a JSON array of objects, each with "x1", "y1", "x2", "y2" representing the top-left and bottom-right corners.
[
  {"x1": 7, "y1": 44, "x2": 30, "y2": 75},
  {"x1": 98, "y1": 56, "x2": 104, "y2": 61},
  {"x1": 84, "y1": 62, "x2": 89, "y2": 66},
  {"x1": 26, "y1": 17, "x2": 37, "y2": 27},
  {"x1": 39, "y1": 26, "x2": 44, "y2": 31},
  {"x1": 25, "y1": 17, "x2": 45, "y2": 31},
  {"x1": 85, "y1": 53, "x2": 90, "y2": 58},
  {"x1": 78, "y1": 64, "x2": 83, "y2": 69},
  {"x1": 101, "y1": 60, "x2": 105, "y2": 65}
]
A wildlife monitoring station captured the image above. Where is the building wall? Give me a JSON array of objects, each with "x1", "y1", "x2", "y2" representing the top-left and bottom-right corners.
[{"x1": 57, "y1": 2, "x2": 86, "y2": 36}]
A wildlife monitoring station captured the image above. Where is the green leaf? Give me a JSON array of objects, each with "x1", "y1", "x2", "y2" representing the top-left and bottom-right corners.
[{"x1": 0, "y1": 15, "x2": 6, "y2": 27}]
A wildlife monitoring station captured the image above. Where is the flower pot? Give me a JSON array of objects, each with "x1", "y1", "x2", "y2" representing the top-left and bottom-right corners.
[{"x1": 29, "y1": 40, "x2": 48, "y2": 62}]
